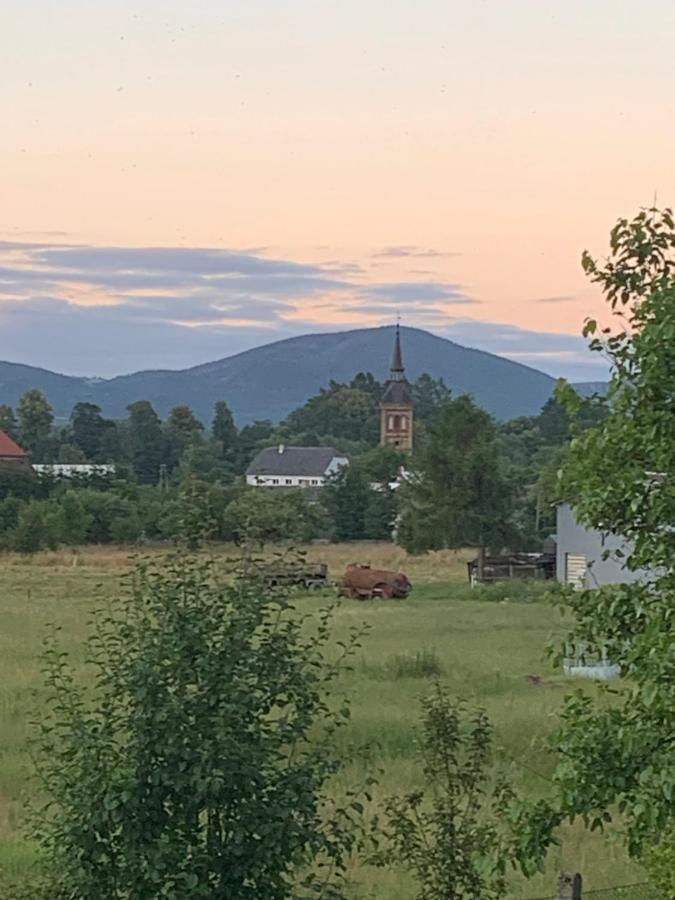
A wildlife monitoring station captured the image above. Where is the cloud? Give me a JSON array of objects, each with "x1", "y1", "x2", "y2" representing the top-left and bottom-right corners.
[
  {"x1": 373, "y1": 245, "x2": 460, "y2": 259},
  {"x1": 362, "y1": 282, "x2": 476, "y2": 303},
  {"x1": 436, "y1": 319, "x2": 609, "y2": 381},
  {"x1": 534, "y1": 295, "x2": 576, "y2": 304},
  {"x1": 0, "y1": 238, "x2": 602, "y2": 381}
]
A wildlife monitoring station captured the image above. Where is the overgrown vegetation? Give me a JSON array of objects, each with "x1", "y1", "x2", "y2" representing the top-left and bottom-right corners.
[
  {"x1": 372, "y1": 685, "x2": 555, "y2": 899},
  {"x1": 544, "y1": 208, "x2": 675, "y2": 864},
  {"x1": 29, "y1": 550, "x2": 368, "y2": 899}
]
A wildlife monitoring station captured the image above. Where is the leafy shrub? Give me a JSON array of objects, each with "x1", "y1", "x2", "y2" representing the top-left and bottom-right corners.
[
  {"x1": 371, "y1": 684, "x2": 555, "y2": 898},
  {"x1": 644, "y1": 829, "x2": 675, "y2": 899},
  {"x1": 31, "y1": 552, "x2": 369, "y2": 899}
]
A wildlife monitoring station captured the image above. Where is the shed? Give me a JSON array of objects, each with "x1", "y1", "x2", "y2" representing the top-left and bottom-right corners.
[{"x1": 555, "y1": 502, "x2": 652, "y2": 589}]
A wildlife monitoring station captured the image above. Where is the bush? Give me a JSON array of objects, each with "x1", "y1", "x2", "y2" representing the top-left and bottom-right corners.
[
  {"x1": 32, "y1": 552, "x2": 368, "y2": 899},
  {"x1": 644, "y1": 829, "x2": 675, "y2": 899},
  {"x1": 11, "y1": 501, "x2": 57, "y2": 553},
  {"x1": 372, "y1": 685, "x2": 556, "y2": 898}
]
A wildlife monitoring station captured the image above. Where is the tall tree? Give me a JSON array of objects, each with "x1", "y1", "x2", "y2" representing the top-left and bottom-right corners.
[
  {"x1": 283, "y1": 384, "x2": 379, "y2": 446},
  {"x1": 70, "y1": 402, "x2": 108, "y2": 461},
  {"x1": 397, "y1": 396, "x2": 513, "y2": 563},
  {"x1": 322, "y1": 465, "x2": 370, "y2": 541},
  {"x1": 211, "y1": 401, "x2": 237, "y2": 459},
  {"x1": 17, "y1": 389, "x2": 54, "y2": 460},
  {"x1": 126, "y1": 401, "x2": 163, "y2": 485},
  {"x1": 164, "y1": 405, "x2": 204, "y2": 471},
  {"x1": 0, "y1": 404, "x2": 18, "y2": 440},
  {"x1": 412, "y1": 373, "x2": 452, "y2": 422},
  {"x1": 547, "y1": 207, "x2": 675, "y2": 859},
  {"x1": 233, "y1": 420, "x2": 274, "y2": 474}
]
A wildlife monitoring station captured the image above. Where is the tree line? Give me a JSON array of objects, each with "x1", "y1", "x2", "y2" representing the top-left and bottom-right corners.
[{"x1": 0, "y1": 371, "x2": 603, "y2": 553}]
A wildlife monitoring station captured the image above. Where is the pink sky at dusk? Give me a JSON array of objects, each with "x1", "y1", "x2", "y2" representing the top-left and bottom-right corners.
[{"x1": 2, "y1": 0, "x2": 674, "y2": 379}]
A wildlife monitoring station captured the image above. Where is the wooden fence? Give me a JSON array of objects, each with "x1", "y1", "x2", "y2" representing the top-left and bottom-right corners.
[{"x1": 529, "y1": 872, "x2": 657, "y2": 899}]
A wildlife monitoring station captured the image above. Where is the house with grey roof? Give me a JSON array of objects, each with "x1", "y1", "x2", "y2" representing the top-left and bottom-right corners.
[{"x1": 246, "y1": 445, "x2": 348, "y2": 489}]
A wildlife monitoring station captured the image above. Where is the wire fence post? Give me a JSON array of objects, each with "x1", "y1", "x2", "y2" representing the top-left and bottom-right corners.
[{"x1": 558, "y1": 872, "x2": 583, "y2": 899}]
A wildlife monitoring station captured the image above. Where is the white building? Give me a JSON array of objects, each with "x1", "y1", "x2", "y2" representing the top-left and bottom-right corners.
[
  {"x1": 33, "y1": 464, "x2": 116, "y2": 478},
  {"x1": 556, "y1": 502, "x2": 652, "y2": 589},
  {"x1": 245, "y1": 445, "x2": 348, "y2": 488}
]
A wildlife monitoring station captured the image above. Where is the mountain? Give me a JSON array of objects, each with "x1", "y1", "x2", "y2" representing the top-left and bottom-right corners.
[
  {"x1": 0, "y1": 326, "x2": 560, "y2": 424},
  {"x1": 572, "y1": 381, "x2": 609, "y2": 397}
]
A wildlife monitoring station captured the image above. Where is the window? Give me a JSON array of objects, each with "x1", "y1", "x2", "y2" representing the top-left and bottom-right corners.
[
  {"x1": 401, "y1": 415, "x2": 408, "y2": 431},
  {"x1": 271, "y1": 478, "x2": 279, "y2": 485},
  {"x1": 285, "y1": 479, "x2": 293, "y2": 485},
  {"x1": 388, "y1": 415, "x2": 395, "y2": 430}
]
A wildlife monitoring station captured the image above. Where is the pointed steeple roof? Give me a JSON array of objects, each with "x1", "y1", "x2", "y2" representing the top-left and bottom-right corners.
[
  {"x1": 381, "y1": 325, "x2": 413, "y2": 407},
  {"x1": 390, "y1": 323, "x2": 404, "y2": 380}
]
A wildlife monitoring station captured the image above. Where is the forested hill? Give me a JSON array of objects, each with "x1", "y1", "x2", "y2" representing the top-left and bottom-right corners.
[{"x1": 0, "y1": 326, "x2": 559, "y2": 423}]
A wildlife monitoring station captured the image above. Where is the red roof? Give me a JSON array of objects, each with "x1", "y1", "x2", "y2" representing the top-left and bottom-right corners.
[{"x1": 0, "y1": 430, "x2": 28, "y2": 458}]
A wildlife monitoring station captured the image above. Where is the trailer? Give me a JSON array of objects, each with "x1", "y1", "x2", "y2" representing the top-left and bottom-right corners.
[{"x1": 252, "y1": 561, "x2": 329, "y2": 591}]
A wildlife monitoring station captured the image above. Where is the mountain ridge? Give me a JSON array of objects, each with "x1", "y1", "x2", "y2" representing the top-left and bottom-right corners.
[{"x1": 0, "y1": 325, "x2": 592, "y2": 424}]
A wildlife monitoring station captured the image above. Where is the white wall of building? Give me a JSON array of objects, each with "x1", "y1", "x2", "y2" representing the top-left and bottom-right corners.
[
  {"x1": 33, "y1": 464, "x2": 116, "y2": 478},
  {"x1": 246, "y1": 474, "x2": 327, "y2": 488},
  {"x1": 556, "y1": 502, "x2": 650, "y2": 589},
  {"x1": 247, "y1": 455, "x2": 348, "y2": 488}
]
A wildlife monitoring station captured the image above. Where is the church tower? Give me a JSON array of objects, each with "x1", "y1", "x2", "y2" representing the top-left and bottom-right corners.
[{"x1": 380, "y1": 325, "x2": 414, "y2": 451}]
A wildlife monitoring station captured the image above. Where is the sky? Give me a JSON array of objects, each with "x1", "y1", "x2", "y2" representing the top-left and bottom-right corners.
[{"x1": 2, "y1": 0, "x2": 674, "y2": 380}]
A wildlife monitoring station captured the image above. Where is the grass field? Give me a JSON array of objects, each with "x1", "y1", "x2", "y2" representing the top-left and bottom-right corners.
[{"x1": 0, "y1": 544, "x2": 650, "y2": 898}]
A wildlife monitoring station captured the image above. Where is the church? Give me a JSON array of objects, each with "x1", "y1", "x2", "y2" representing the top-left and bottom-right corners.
[
  {"x1": 379, "y1": 325, "x2": 414, "y2": 451},
  {"x1": 246, "y1": 325, "x2": 414, "y2": 488}
]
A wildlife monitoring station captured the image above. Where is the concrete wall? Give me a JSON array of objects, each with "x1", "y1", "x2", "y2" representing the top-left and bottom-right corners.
[{"x1": 556, "y1": 502, "x2": 647, "y2": 588}]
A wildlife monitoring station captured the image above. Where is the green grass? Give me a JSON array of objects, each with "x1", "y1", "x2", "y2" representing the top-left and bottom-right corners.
[{"x1": 0, "y1": 547, "x2": 651, "y2": 898}]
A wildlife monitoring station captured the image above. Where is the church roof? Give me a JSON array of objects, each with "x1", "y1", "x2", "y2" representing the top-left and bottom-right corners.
[
  {"x1": 381, "y1": 380, "x2": 413, "y2": 406},
  {"x1": 246, "y1": 445, "x2": 346, "y2": 477},
  {"x1": 390, "y1": 325, "x2": 404, "y2": 374},
  {"x1": 380, "y1": 324, "x2": 413, "y2": 407}
]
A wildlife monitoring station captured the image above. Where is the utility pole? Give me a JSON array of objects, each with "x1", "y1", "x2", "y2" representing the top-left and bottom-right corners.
[{"x1": 558, "y1": 872, "x2": 582, "y2": 899}]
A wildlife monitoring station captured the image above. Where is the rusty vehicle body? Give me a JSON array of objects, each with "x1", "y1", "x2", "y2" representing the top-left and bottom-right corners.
[
  {"x1": 338, "y1": 564, "x2": 411, "y2": 600},
  {"x1": 253, "y1": 561, "x2": 329, "y2": 591}
]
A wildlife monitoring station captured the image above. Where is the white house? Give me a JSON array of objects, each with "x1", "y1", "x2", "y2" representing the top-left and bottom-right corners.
[{"x1": 245, "y1": 445, "x2": 348, "y2": 488}]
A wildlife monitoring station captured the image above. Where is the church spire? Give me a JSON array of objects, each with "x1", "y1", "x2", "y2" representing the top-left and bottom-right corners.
[
  {"x1": 390, "y1": 323, "x2": 405, "y2": 381},
  {"x1": 380, "y1": 323, "x2": 414, "y2": 451}
]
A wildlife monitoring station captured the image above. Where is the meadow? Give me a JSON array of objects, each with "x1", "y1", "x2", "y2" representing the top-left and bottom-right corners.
[{"x1": 0, "y1": 544, "x2": 651, "y2": 899}]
